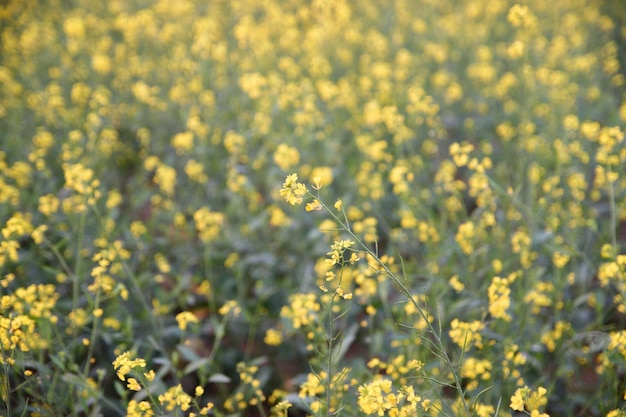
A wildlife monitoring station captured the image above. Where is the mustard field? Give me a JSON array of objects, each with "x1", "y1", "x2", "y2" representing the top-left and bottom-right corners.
[{"x1": 1, "y1": 0, "x2": 626, "y2": 416}]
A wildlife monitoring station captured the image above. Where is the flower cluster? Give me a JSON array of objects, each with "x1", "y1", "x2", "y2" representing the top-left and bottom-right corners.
[
  {"x1": 357, "y1": 379, "x2": 422, "y2": 416},
  {"x1": 510, "y1": 386, "x2": 549, "y2": 417},
  {"x1": 279, "y1": 173, "x2": 308, "y2": 205}
]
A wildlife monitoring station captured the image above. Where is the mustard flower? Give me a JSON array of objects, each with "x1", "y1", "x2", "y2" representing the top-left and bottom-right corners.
[
  {"x1": 274, "y1": 400, "x2": 292, "y2": 414},
  {"x1": 299, "y1": 371, "x2": 326, "y2": 398},
  {"x1": 326, "y1": 239, "x2": 356, "y2": 266},
  {"x1": 171, "y1": 131, "x2": 194, "y2": 154},
  {"x1": 264, "y1": 328, "x2": 283, "y2": 346},
  {"x1": 280, "y1": 293, "x2": 320, "y2": 329},
  {"x1": 193, "y1": 207, "x2": 225, "y2": 243},
  {"x1": 305, "y1": 199, "x2": 323, "y2": 212},
  {"x1": 274, "y1": 144, "x2": 300, "y2": 171},
  {"x1": 510, "y1": 386, "x2": 549, "y2": 415},
  {"x1": 269, "y1": 205, "x2": 291, "y2": 227},
  {"x1": 199, "y1": 403, "x2": 214, "y2": 415},
  {"x1": 219, "y1": 300, "x2": 241, "y2": 316},
  {"x1": 510, "y1": 387, "x2": 528, "y2": 411},
  {"x1": 175, "y1": 311, "x2": 199, "y2": 331},
  {"x1": 449, "y1": 141, "x2": 474, "y2": 167},
  {"x1": 185, "y1": 159, "x2": 209, "y2": 183},
  {"x1": 154, "y1": 163, "x2": 177, "y2": 196},
  {"x1": 552, "y1": 252, "x2": 570, "y2": 268},
  {"x1": 507, "y1": 4, "x2": 537, "y2": 29},
  {"x1": 488, "y1": 275, "x2": 513, "y2": 321},
  {"x1": 6, "y1": 204, "x2": 28, "y2": 228},
  {"x1": 279, "y1": 173, "x2": 308, "y2": 205},
  {"x1": 63, "y1": 163, "x2": 99, "y2": 196},
  {"x1": 112, "y1": 351, "x2": 146, "y2": 381},
  {"x1": 38, "y1": 193, "x2": 60, "y2": 216},
  {"x1": 31, "y1": 224, "x2": 47, "y2": 244},
  {"x1": 449, "y1": 319, "x2": 485, "y2": 350},
  {"x1": 541, "y1": 321, "x2": 570, "y2": 352},
  {"x1": 158, "y1": 384, "x2": 192, "y2": 411},
  {"x1": 0, "y1": 240, "x2": 20, "y2": 264},
  {"x1": 449, "y1": 275, "x2": 465, "y2": 293},
  {"x1": 127, "y1": 377, "x2": 141, "y2": 391},
  {"x1": 312, "y1": 176, "x2": 323, "y2": 190},
  {"x1": 357, "y1": 378, "x2": 394, "y2": 416},
  {"x1": 310, "y1": 166, "x2": 333, "y2": 188},
  {"x1": 126, "y1": 400, "x2": 154, "y2": 417}
]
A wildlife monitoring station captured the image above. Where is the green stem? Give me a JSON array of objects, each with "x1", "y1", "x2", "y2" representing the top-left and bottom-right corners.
[
  {"x1": 0, "y1": 350, "x2": 10, "y2": 416},
  {"x1": 203, "y1": 244, "x2": 217, "y2": 315},
  {"x1": 326, "y1": 291, "x2": 335, "y2": 417},
  {"x1": 72, "y1": 208, "x2": 87, "y2": 328},
  {"x1": 607, "y1": 164, "x2": 618, "y2": 251},
  {"x1": 117, "y1": 256, "x2": 160, "y2": 335},
  {"x1": 204, "y1": 313, "x2": 231, "y2": 375},
  {"x1": 82, "y1": 288, "x2": 102, "y2": 377},
  {"x1": 315, "y1": 194, "x2": 472, "y2": 417}
]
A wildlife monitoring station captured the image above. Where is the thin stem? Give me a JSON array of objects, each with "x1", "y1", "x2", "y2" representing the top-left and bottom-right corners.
[
  {"x1": 42, "y1": 236, "x2": 74, "y2": 279},
  {"x1": 314, "y1": 194, "x2": 472, "y2": 417},
  {"x1": 72, "y1": 208, "x2": 87, "y2": 328},
  {"x1": 82, "y1": 288, "x2": 102, "y2": 377},
  {"x1": 203, "y1": 244, "x2": 217, "y2": 314},
  {"x1": 117, "y1": 255, "x2": 160, "y2": 335},
  {"x1": 204, "y1": 313, "x2": 231, "y2": 374},
  {"x1": 0, "y1": 352, "x2": 10, "y2": 417},
  {"x1": 607, "y1": 164, "x2": 618, "y2": 250},
  {"x1": 326, "y1": 291, "x2": 335, "y2": 417}
]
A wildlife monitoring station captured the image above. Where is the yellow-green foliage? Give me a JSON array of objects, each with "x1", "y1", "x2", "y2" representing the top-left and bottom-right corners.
[{"x1": 1, "y1": 0, "x2": 626, "y2": 416}]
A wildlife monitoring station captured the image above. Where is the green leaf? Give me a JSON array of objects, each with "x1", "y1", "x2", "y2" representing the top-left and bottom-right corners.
[{"x1": 208, "y1": 373, "x2": 231, "y2": 383}]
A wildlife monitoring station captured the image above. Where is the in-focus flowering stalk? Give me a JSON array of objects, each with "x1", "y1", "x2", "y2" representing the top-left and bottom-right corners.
[{"x1": 279, "y1": 173, "x2": 472, "y2": 417}]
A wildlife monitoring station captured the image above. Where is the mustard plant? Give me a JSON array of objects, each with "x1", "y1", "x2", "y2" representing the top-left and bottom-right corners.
[{"x1": 280, "y1": 173, "x2": 475, "y2": 416}]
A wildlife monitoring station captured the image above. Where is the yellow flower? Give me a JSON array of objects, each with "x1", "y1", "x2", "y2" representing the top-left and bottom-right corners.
[
  {"x1": 310, "y1": 166, "x2": 333, "y2": 189},
  {"x1": 127, "y1": 400, "x2": 154, "y2": 417},
  {"x1": 127, "y1": 377, "x2": 141, "y2": 391},
  {"x1": 264, "y1": 328, "x2": 283, "y2": 346},
  {"x1": 193, "y1": 207, "x2": 225, "y2": 243},
  {"x1": 199, "y1": 403, "x2": 214, "y2": 415},
  {"x1": 507, "y1": 4, "x2": 537, "y2": 29},
  {"x1": 274, "y1": 144, "x2": 300, "y2": 171},
  {"x1": 159, "y1": 384, "x2": 192, "y2": 411},
  {"x1": 274, "y1": 400, "x2": 292, "y2": 414},
  {"x1": 357, "y1": 379, "x2": 393, "y2": 416},
  {"x1": 38, "y1": 194, "x2": 60, "y2": 216},
  {"x1": 185, "y1": 159, "x2": 208, "y2": 183},
  {"x1": 175, "y1": 311, "x2": 199, "y2": 331},
  {"x1": 154, "y1": 163, "x2": 177, "y2": 196},
  {"x1": 171, "y1": 131, "x2": 194, "y2": 154},
  {"x1": 449, "y1": 319, "x2": 485, "y2": 350},
  {"x1": 31, "y1": 225, "x2": 48, "y2": 244},
  {"x1": 279, "y1": 173, "x2": 308, "y2": 205},
  {"x1": 312, "y1": 176, "x2": 323, "y2": 190},
  {"x1": 305, "y1": 199, "x2": 322, "y2": 212},
  {"x1": 112, "y1": 351, "x2": 146, "y2": 381},
  {"x1": 510, "y1": 386, "x2": 549, "y2": 414},
  {"x1": 510, "y1": 387, "x2": 528, "y2": 411},
  {"x1": 219, "y1": 300, "x2": 241, "y2": 316}
]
